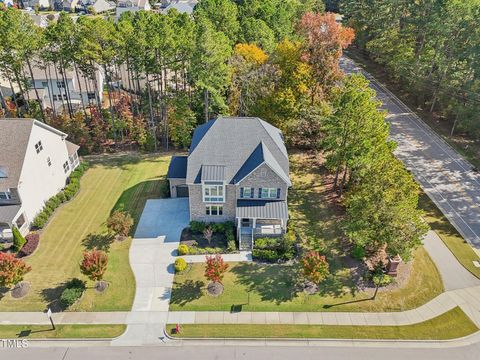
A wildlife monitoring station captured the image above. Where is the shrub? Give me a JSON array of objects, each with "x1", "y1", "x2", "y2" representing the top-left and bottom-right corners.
[
  {"x1": 107, "y1": 210, "x2": 134, "y2": 236},
  {"x1": 190, "y1": 221, "x2": 206, "y2": 233},
  {"x1": 204, "y1": 255, "x2": 229, "y2": 284},
  {"x1": 352, "y1": 245, "x2": 366, "y2": 260},
  {"x1": 226, "y1": 228, "x2": 235, "y2": 242},
  {"x1": 57, "y1": 191, "x2": 67, "y2": 203},
  {"x1": 0, "y1": 253, "x2": 31, "y2": 288},
  {"x1": 255, "y1": 237, "x2": 280, "y2": 250},
  {"x1": 60, "y1": 287, "x2": 83, "y2": 308},
  {"x1": 65, "y1": 278, "x2": 86, "y2": 290},
  {"x1": 32, "y1": 212, "x2": 48, "y2": 229},
  {"x1": 174, "y1": 258, "x2": 188, "y2": 273},
  {"x1": 205, "y1": 247, "x2": 217, "y2": 254},
  {"x1": 373, "y1": 273, "x2": 394, "y2": 287},
  {"x1": 252, "y1": 249, "x2": 281, "y2": 262},
  {"x1": 12, "y1": 227, "x2": 26, "y2": 252},
  {"x1": 18, "y1": 233, "x2": 40, "y2": 257},
  {"x1": 178, "y1": 244, "x2": 189, "y2": 255},
  {"x1": 80, "y1": 250, "x2": 108, "y2": 282},
  {"x1": 227, "y1": 240, "x2": 236, "y2": 253},
  {"x1": 301, "y1": 251, "x2": 329, "y2": 285},
  {"x1": 188, "y1": 246, "x2": 200, "y2": 255},
  {"x1": 211, "y1": 222, "x2": 225, "y2": 233}
]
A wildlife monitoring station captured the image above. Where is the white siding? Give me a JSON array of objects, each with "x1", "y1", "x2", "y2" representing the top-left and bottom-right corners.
[{"x1": 16, "y1": 123, "x2": 73, "y2": 226}]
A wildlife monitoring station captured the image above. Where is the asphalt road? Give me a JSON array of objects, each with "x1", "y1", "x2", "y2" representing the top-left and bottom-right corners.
[
  {"x1": 3, "y1": 342, "x2": 480, "y2": 360},
  {"x1": 340, "y1": 57, "x2": 480, "y2": 249}
]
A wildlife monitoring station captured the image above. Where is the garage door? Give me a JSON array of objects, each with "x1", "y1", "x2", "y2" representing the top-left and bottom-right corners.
[{"x1": 176, "y1": 185, "x2": 189, "y2": 198}]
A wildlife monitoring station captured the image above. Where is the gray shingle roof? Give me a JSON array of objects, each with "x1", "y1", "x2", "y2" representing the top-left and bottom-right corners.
[
  {"x1": 167, "y1": 155, "x2": 188, "y2": 179},
  {"x1": 186, "y1": 117, "x2": 289, "y2": 185},
  {"x1": 0, "y1": 118, "x2": 70, "y2": 192},
  {"x1": 0, "y1": 119, "x2": 34, "y2": 191},
  {"x1": 201, "y1": 165, "x2": 225, "y2": 182},
  {"x1": 0, "y1": 204, "x2": 21, "y2": 225},
  {"x1": 236, "y1": 200, "x2": 288, "y2": 220}
]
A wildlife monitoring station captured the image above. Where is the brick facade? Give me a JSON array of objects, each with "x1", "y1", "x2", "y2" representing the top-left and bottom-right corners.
[
  {"x1": 188, "y1": 184, "x2": 237, "y2": 223},
  {"x1": 236, "y1": 163, "x2": 288, "y2": 201}
]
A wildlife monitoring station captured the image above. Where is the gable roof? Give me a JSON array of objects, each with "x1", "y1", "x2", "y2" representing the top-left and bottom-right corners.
[
  {"x1": 186, "y1": 117, "x2": 289, "y2": 185},
  {"x1": 0, "y1": 119, "x2": 68, "y2": 191},
  {"x1": 233, "y1": 141, "x2": 291, "y2": 186}
]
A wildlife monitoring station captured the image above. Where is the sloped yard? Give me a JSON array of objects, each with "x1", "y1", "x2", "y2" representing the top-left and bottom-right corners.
[
  {"x1": 170, "y1": 152, "x2": 443, "y2": 312},
  {"x1": 0, "y1": 153, "x2": 171, "y2": 312}
]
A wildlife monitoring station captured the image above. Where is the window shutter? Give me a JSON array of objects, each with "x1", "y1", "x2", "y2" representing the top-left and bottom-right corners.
[
  {"x1": 258, "y1": 188, "x2": 262, "y2": 199},
  {"x1": 240, "y1": 187, "x2": 244, "y2": 198},
  {"x1": 277, "y1": 188, "x2": 281, "y2": 199},
  {"x1": 250, "y1": 187, "x2": 254, "y2": 198}
]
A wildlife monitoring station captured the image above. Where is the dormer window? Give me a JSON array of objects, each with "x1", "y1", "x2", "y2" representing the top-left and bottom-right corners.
[
  {"x1": 35, "y1": 141, "x2": 43, "y2": 154},
  {"x1": 203, "y1": 181, "x2": 224, "y2": 202}
]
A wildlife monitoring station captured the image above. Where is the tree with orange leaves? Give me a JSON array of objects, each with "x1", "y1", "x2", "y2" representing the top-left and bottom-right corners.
[{"x1": 298, "y1": 12, "x2": 355, "y2": 101}]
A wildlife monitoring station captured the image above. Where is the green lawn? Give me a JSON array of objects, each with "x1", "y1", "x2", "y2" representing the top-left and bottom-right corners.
[
  {"x1": 170, "y1": 153, "x2": 443, "y2": 313},
  {"x1": 419, "y1": 193, "x2": 480, "y2": 279},
  {"x1": 168, "y1": 307, "x2": 477, "y2": 340},
  {"x1": 0, "y1": 153, "x2": 171, "y2": 312},
  {"x1": 0, "y1": 324, "x2": 126, "y2": 339}
]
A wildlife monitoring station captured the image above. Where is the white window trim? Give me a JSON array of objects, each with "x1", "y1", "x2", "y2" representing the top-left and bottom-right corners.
[
  {"x1": 241, "y1": 187, "x2": 253, "y2": 198},
  {"x1": 206, "y1": 204, "x2": 224, "y2": 216},
  {"x1": 202, "y1": 181, "x2": 225, "y2": 203}
]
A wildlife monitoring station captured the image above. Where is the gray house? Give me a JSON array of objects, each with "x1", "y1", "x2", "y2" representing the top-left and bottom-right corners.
[{"x1": 167, "y1": 117, "x2": 291, "y2": 250}]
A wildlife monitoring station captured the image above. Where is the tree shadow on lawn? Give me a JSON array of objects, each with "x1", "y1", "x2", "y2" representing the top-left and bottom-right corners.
[
  {"x1": 231, "y1": 263, "x2": 299, "y2": 305},
  {"x1": 170, "y1": 280, "x2": 205, "y2": 306},
  {"x1": 82, "y1": 233, "x2": 115, "y2": 252},
  {"x1": 110, "y1": 178, "x2": 168, "y2": 236},
  {"x1": 40, "y1": 283, "x2": 68, "y2": 312}
]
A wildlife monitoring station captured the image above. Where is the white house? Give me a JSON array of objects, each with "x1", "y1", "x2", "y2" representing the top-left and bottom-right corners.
[
  {"x1": 78, "y1": 0, "x2": 115, "y2": 13},
  {"x1": 24, "y1": 0, "x2": 53, "y2": 9},
  {"x1": 0, "y1": 119, "x2": 80, "y2": 241},
  {"x1": 28, "y1": 63, "x2": 104, "y2": 113},
  {"x1": 116, "y1": 0, "x2": 150, "y2": 18},
  {"x1": 161, "y1": 0, "x2": 197, "y2": 15}
]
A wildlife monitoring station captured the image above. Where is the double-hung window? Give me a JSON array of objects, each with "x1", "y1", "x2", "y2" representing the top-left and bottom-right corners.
[
  {"x1": 206, "y1": 205, "x2": 223, "y2": 216},
  {"x1": 260, "y1": 187, "x2": 279, "y2": 199},
  {"x1": 57, "y1": 81, "x2": 65, "y2": 88},
  {"x1": 240, "y1": 187, "x2": 253, "y2": 198},
  {"x1": 203, "y1": 182, "x2": 224, "y2": 202}
]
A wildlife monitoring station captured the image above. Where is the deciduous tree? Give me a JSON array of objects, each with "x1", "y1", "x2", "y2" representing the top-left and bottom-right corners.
[{"x1": 0, "y1": 253, "x2": 31, "y2": 288}]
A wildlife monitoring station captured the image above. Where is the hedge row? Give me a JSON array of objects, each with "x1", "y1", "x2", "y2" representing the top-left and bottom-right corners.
[{"x1": 32, "y1": 162, "x2": 88, "y2": 229}]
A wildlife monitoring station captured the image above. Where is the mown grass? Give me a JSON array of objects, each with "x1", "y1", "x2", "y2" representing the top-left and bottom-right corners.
[
  {"x1": 0, "y1": 153, "x2": 171, "y2": 312},
  {"x1": 170, "y1": 153, "x2": 443, "y2": 313},
  {"x1": 419, "y1": 193, "x2": 480, "y2": 279},
  {"x1": 168, "y1": 307, "x2": 477, "y2": 340},
  {"x1": 0, "y1": 324, "x2": 126, "y2": 339}
]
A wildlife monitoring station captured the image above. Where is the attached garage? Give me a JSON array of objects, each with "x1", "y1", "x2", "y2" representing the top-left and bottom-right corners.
[{"x1": 176, "y1": 185, "x2": 189, "y2": 198}]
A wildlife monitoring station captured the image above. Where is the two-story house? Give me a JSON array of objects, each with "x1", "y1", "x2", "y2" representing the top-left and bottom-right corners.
[
  {"x1": 28, "y1": 64, "x2": 104, "y2": 112},
  {"x1": 116, "y1": 0, "x2": 151, "y2": 18},
  {"x1": 167, "y1": 117, "x2": 291, "y2": 250},
  {"x1": 0, "y1": 119, "x2": 80, "y2": 242}
]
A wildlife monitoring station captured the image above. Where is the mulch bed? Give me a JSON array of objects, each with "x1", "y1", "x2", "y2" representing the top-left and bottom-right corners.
[
  {"x1": 11, "y1": 282, "x2": 31, "y2": 299},
  {"x1": 180, "y1": 228, "x2": 228, "y2": 249},
  {"x1": 95, "y1": 281, "x2": 109, "y2": 293},
  {"x1": 207, "y1": 282, "x2": 224, "y2": 297}
]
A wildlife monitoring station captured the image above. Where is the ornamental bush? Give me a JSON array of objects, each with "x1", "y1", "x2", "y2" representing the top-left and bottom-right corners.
[
  {"x1": 80, "y1": 250, "x2": 108, "y2": 282},
  {"x1": 60, "y1": 279, "x2": 86, "y2": 308},
  {"x1": 252, "y1": 249, "x2": 281, "y2": 262},
  {"x1": 12, "y1": 227, "x2": 26, "y2": 252},
  {"x1": 175, "y1": 258, "x2": 188, "y2": 273},
  {"x1": 204, "y1": 255, "x2": 229, "y2": 284},
  {"x1": 178, "y1": 244, "x2": 189, "y2": 255},
  {"x1": 0, "y1": 253, "x2": 31, "y2": 288},
  {"x1": 107, "y1": 210, "x2": 134, "y2": 237},
  {"x1": 18, "y1": 233, "x2": 40, "y2": 257},
  {"x1": 301, "y1": 251, "x2": 329, "y2": 285},
  {"x1": 189, "y1": 221, "x2": 206, "y2": 233}
]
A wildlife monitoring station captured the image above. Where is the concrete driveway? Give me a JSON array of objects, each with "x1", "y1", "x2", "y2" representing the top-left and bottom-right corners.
[
  {"x1": 113, "y1": 198, "x2": 189, "y2": 345},
  {"x1": 134, "y1": 198, "x2": 190, "y2": 240}
]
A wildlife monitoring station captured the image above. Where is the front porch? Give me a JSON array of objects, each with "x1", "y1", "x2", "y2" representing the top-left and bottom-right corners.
[{"x1": 237, "y1": 218, "x2": 285, "y2": 250}]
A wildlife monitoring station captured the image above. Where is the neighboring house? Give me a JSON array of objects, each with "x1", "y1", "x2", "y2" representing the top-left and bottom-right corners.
[
  {"x1": 116, "y1": 0, "x2": 150, "y2": 18},
  {"x1": 161, "y1": 0, "x2": 197, "y2": 15},
  {"x1": 55, "y1": 0, "x2": 79, "y2": 11},
  {"x1": 28, "y1": 12, "x2": 59, "y2": 28},
  {"x1": 27, "y1": 63, "x2": 104, "y2": 113},
  {"x1": 0, "y1": 0, "x2": 15, "y2": 7},
  {"x1": 167, "y1": 117, "x2": 291, "y2": 250},
  {"x1": 0, "y1": 119, "x2": 80, "y2": 242},
  {"x1": 24, "y1": 0, "x2": 52, "y2": 9},
  {"x1": 78, "y1": 0, "x2": 115, "y2": 13}
]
